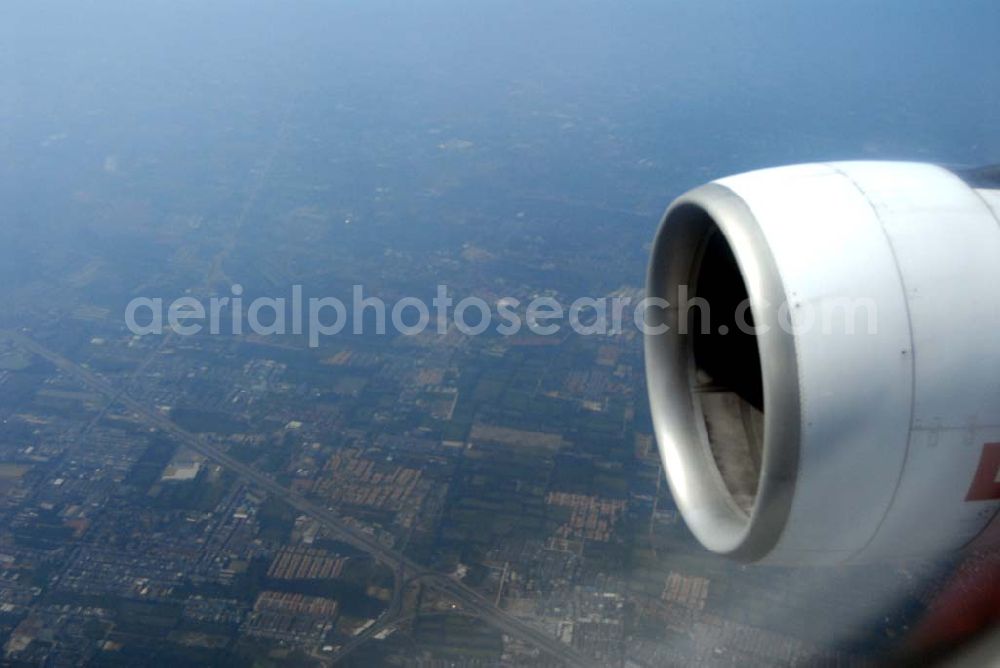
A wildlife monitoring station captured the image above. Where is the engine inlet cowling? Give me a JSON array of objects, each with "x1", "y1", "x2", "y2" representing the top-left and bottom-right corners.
[{"x1": 644, "y1": 162, "x2": 1000, "y2": 565}]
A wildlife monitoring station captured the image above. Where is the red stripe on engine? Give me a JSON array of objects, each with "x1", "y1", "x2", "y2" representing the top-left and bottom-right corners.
[{"x1": 966, "y1": 443, "x2": 1000, "y2": 502}]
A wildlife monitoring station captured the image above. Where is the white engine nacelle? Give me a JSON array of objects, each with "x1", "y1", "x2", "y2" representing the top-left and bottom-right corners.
[{"x1": 644, "y1": 162, "x2": 1000, "y2": 565}]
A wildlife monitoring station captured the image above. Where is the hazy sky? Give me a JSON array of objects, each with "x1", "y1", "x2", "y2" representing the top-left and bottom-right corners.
[
  {"x1": 5, "y1": 1, "x2": 1000, "y2": 167},
  {"x1": 3, "y1": 0, "x2": 999, "y2": 272}
]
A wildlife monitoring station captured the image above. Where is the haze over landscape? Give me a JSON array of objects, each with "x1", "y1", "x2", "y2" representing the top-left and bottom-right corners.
[{"x1": 0, "y1": 1, "x2": 998, "y2": 665}]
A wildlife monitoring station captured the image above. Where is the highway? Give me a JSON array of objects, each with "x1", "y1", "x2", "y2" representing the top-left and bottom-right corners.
[{"x1": 1, "y1": 330, "x2": 600, "y2": 668}]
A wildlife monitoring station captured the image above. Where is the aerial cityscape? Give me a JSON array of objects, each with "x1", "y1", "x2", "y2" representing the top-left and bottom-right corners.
[{"x1": 2, "y1": 1, "x2": 999, "y2": 666}]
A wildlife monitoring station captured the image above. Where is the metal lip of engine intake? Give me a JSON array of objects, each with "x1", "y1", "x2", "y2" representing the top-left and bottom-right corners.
[{"x1": 644, "y1": 182, "x2": 800, "y2": 561}]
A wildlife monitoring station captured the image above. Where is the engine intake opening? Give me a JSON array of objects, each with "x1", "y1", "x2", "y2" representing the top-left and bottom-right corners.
[
  {"x1": 647, "y1": 186, "x2": 800, "y2": 559},
  {"x1": 688, "y1": 216, "x2": 765, "y2": 514},
  {"x1": 647, "y1": 181, "x2": 802, "y2": 559}
]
